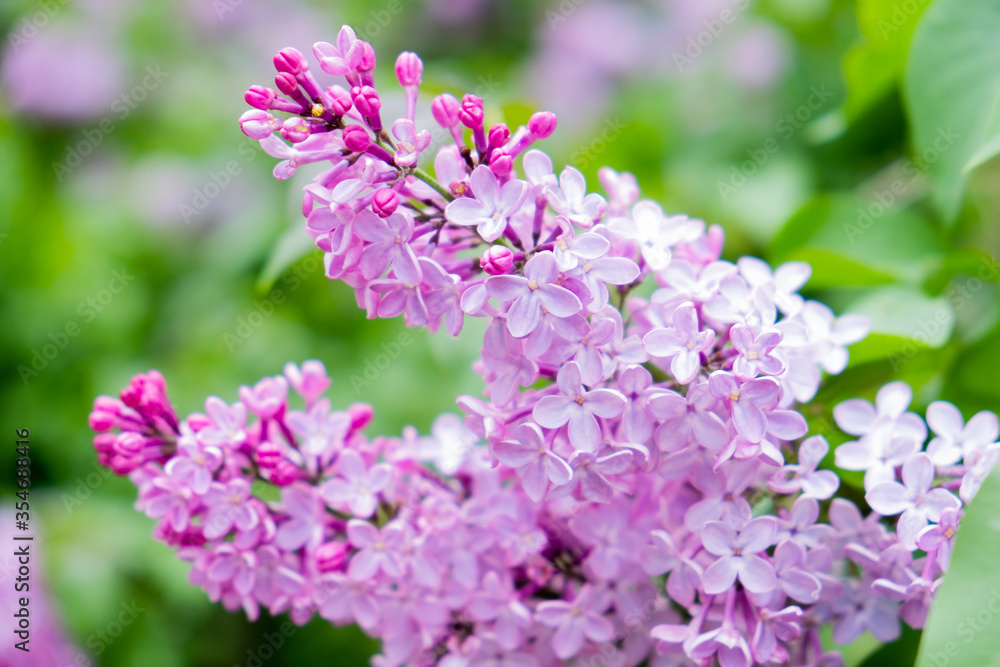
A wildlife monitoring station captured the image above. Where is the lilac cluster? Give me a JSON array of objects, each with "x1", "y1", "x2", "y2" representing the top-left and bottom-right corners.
[{"x1": 86, "y1": 25, "x2": 1000, "y2": 667}]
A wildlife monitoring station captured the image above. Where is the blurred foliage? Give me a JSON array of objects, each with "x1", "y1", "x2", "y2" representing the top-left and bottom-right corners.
[{"x1": 0, "y1": 0, "x2": 997, "y2": 665}]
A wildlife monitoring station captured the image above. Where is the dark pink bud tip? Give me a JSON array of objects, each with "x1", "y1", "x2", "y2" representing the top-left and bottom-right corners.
[
  {"x1": 316, "y1": 542, "x2": 349, "y2": 572},
  {"x1": 327, "y1": 85, "x2": 353, "y2": 115},
  {"x1": 350, "y1": 85, "x2": 381, "y2": 116},
  {"x1": 256, "y1": 441, "x2": 282, "y2": 470},
  {"x1": 348, "y1": 403, "x2": 375, "y2": 431},
  {"x1": 460, "y1": 94, "x2": 485, "y2": 129},
  {"x1": 488, "y1": 123, "x2": 511, "y2": 150},
  {"x1": 528, "y1": 111, "x2": 558, "y2": 139},
  {"x1": 342, "y1": 124, "x2": 371, "y2": 153},
  {"x1": 395, "y1": 51, "x2": 423, "y2": 87},
  {"x1": 274, "y1": 72, "x2": 300, "y2": 96},
  {"x1": 372, "y1": 189, "x2": 399, "y2": 218},
  {"x1": 245, "y1": 85, "x2": 277, "y2": 110},
  {"x1": 431, "y1": 93, "x2": 461, "y2": 128},
  {"x1": 240, "y1": 109, "x2": 277, "y2": 140},
  {"x1": 489, "y1": 152, "x2": 513, "y2": 177},
  {"x1": 481, "y1": 245, "x2": 515, "y2": 275},
  {"x1": 274, "y1": 47, "x2": 309, "y2": 75}
]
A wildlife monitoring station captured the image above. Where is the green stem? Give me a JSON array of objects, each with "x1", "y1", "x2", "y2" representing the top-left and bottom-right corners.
[{"x1": 413, "y1": 167, "x2": 454, "y2": 201}]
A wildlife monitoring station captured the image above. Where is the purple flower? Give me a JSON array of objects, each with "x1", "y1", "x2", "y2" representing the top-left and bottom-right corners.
[
  {"x1": 708, "y1": 371, "x2": 780, "y2": 444},
  {"x1": 391, "y1": 119, "x2": 430, "y2": 167},
  {"x1": 491, "y1": 423, "x2": 572, "y2": 502},
  {"x1": 445, "y1": 166, "x2": 528, "y2": 242},
  {"x1": 916, "y1": 507, "x2": 961, "y2": 571},
  {"x1": 320, "y1": 449, "x2": 392, "y2": 518},
  {"x1": 700, "y1": 517, "x2": 777, "y2": 594},
  {"x1": 354, "y1": 209, "x2": 421, "y2": 283},
  {"x1": 202, "y1": 479, "x2": 260, "y2": 540},
  {"x1": 925, "y1": 400, "x2": 999, "y2": 466},
  {"x1": 865, "y1": 453, "x2": 961, "y2": 549},
  {"x1": 545, "y1": 166, "x2": 606, "y2": 227},
  {"x1": 769, "y1": 435, "x2": 840, "y2": 499},
  {"x1": 643, "y1": 302, "x2": 715, "y2": 384},
  {"x1": 275, "y1": 485, "x2": 328, "y2": 552},
  {"x1": 486, "y1": 251, "x2": 582, "y2": 337},
  {"x1": 346, "y1": 520, "x2": 405, "y2": 580},
  {"x1": 164, "y1": 436, "x2": 222, "y2": 495},
  {"x1": 730, "y1": 324, "x2": 784, "y2": 380},
  {"x1": 466, "y1": 572, "x2": 532, "y2": 651},
  {"x1": 238, "y1": 376, "x2": 289, "y2": 419},
  {"x1": 535, "y1": 585, "x2": 614, "y2": 660},
  {"x1": 198, "y1": 397, "x2": 248, "y2": 446},
  {"x1": 532, "y1": 362, "x2": 626, "y2": 452}
]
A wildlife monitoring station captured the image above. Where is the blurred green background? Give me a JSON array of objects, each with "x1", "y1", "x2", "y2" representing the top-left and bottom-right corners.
[{"x1": 0, "y1": 0, "x2": 998, "y2": 664}]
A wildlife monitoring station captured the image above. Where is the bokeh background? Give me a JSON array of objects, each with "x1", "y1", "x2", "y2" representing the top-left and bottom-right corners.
[{"x1": 1, "y1": 0, "x2": 998, "y2": 664}]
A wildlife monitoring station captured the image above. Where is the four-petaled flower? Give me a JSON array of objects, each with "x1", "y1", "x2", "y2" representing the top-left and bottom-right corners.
[
  {"x1": 320, "y1": 449, "x2": 392, "y2": 518},
  {"x1": 700, "y1": 517, "x2": 778, "y2": 594},
  {"x1": 492, "y1": 423, "x2": 573, "y2": 502},
  {"x1": 533, "y1": 362, "x2": 626, "y2": 452},
  {"x1": 535, "y1": 585, "x2": 615, "y2": 660},
  {"x1": 445, "y1": 165, "x2": 528, "y2": 242},
  {"x1": 486, "y1": 251, "x2": 582, "y2": 337},
  {"x1": 866, "y1": 453, "x2": 961, "y2": 550},
  {"x1": 643, "y1": 302, "x2": 716, "y2": 384}
]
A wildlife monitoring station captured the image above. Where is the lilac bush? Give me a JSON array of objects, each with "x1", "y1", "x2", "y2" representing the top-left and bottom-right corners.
[{"x1": 87, "y1": 26, "x2": 1000, "y2": 667}]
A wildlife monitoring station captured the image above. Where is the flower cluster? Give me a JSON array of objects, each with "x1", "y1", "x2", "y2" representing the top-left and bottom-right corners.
[{"x1": 86, "y1": 26, "x2": 1000, "y2": 667}]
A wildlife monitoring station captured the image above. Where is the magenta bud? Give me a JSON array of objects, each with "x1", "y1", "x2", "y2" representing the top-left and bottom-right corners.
[
  {"x1": 316, "y1": 542, "x2": 349, "y2": 572},
  {"x1": 188, "y1": 414, "x2": 213, "y2": 431},
  {"x1": 350, "y1": 85, "x2": 381, "y2": 116},
  {"x1": 94, "y1": 395, "x2": 123, "y2": 413},
  {"x1": 256, "y1": 441, "x2": 282, "y2": 470},
  {"x1": 115, "y1": 432, "x2": 145, "y2": 456},
  {"x1": 372, "y1": 189, "x2": 399, "y2": 218},
  {"x1": 245, "y1": 85, "x2": 277, "y2": 110},
  {"x1": 110, "y1": 454, "x2": 140, "y2": 476},
  {"x1": 342, "y1": 124, "x2": 371, "y2": 152},
  {"x1": 93, "y1": 433, "x2": 117, "y2": 453},
  {"x1": 280, "y1": 117, "x2": 312, "y2": 144},
  {"x1": 395, "y1": 51, "x2": 423, "y2": 87},
  {"x1": 274, "y1": 72, "x2": 300, "y2": 96},
  {"x1": 239, "y1": 109, "x2": 277, "y2": 140},
  {"x1": 327, "y1": 85, "x2": 352, "y2": 115},
  {"x1": 481, "y1": 245, "x2": 515, "y2": 275},
  {"x1": 489, "y1": 152, "x2": 513, "y2": 177},
  {"x1": 270, "y1": 460, "x2": 301, "y2": 486},
  {"x1": 353, "y1": 41, "x2": 377, "y2": 72},
  {"x1": 431, "y1": 93, "x2": 461, "y2": 128},
  {"x1": 88, "y1": 410, "x2": 116, "y2": 432},
  {"x1": 459, "y1": 94, "x2": 485, "y2": 129},
  {"x1": 348, "y1": 403, "x2": 375, "y2": 431},
  {"x1": 488, "y1": 123, "x2": 511, "y2": 150},
  {"x1": 274, "y1": 47, "x2": 308, "y2": 74},
  {"x1": 528, "y1": 111, "x2": 558, "y2": 139}
]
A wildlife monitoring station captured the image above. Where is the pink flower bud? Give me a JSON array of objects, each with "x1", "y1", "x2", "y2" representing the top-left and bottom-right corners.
[
  {"x1": 528, "y1": 111, "x2": 558, "y2": 139},
  {"x1": 284, "y1": 360, "x2": 331, "y2": 404},
  {"x1": 372, "y1": 189, "x2": 399, "y2": 218},
  {"x1": 348, "y1": 403, "x2": 375, "y2": 431},
  {"x1": 115, "y1": 432, "x2": 145, "y2": 456},
  {"x1": 488, "y1": 123, "x2": 510, "y2": 150},
  {"x1": 350, "y1": 85, "x2": 381, "y2": 116},
  {"x1": 342, "y1": 124, "x2": 371, "y2": 152},
  {"x1": 352, "y1": 40, "x2": 377, "y2": 72},
  {"x1": 431, "y1": 93, "x2": 461, "y2": 128},
  {"x1": 111, "y1": 454, "x2": 140, "y2": 476},
  {"x1": 395, "y1": 51, "x2": 423, "y2": 87},
  {"x1": 239, "y1": 109, "x2": 277, "y2": 140},
  {"x1": 88, "y1": 410, "x2": 116, "y2": 432},
  {"x1": 459, "y1": 94, "x2": 484, "y2": 129},
  {"x1": 326, "y1": 85, "x2": 352, "y2": 115},
  {"x1": 489, "y1": 152, "x2": 512, "y2": 177},
  {"x1": 274, "y1": 72, "x2": 299, "y2": 96},
  {"x1": 187, "y1": 413, "x2": 213, "y2": 431},
  {"x1": 316, "y1": 542, "x2": 349, "y2": 572},
  {"x1": 93, "y1": 433, "x2": 117, "y2": 454},
  {"x1": 274, "y1": 47, "x2": 308, "y2": 74},
  {"x1": 481, "y1": 245, "x2": 515, "y2": 275},
  {"x1": 270, "y1": 460, "x2": 301, "y2": 486},
  {"x1": 256, "y1": 441, "x2": 282, "y2": 470},
  {"x1": 281, "y1": 117, "x2": 312, "y2": 144},
  {"x1": 245, "y1": 85, "x2": 277, "y2": 110}
]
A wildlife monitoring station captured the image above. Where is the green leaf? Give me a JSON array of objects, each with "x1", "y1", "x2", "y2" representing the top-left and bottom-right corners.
[
  {"x1": 916, "y1": 463, "x2": 1000, "y2": 667},
  {"x1": 846, "y1": 285, "x2": 954, "y2": 347},
  {"x1": 770, "y1": 193, "x2": 942, "y2": 287},
  {"x1": 842, "y1": 0, "x2": 929, "y2": 120},
  {"x1": 903, "y1": 0, "x2": 1000, "y2": 223},
  {"x1": 255, "y1": 226, "x2": 316, "y2": 294}
]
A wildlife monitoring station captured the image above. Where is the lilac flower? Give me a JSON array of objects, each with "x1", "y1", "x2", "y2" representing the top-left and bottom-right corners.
[
  {"x1": 347, "y1": 520, "x2": 405, "y2": 580},
  {"x1": 535, "y1": 585, "x2": 614, "y2": 660},
  {"x1": 916, "y1": 508, "x2": 961, "y2": 571},
  {"x1": 708, "y1": 371, "x2": 780, "y2": 444},
  {"x1": 866, "y1": 453, "x2": 961, "y2": 549},
  {"x1": 769, "y1": 435, "x2": 840, "y2": 499},
  {"x1": 320, "y1": 449, "x2": 392, "y2": 518},
  {"x1": 771, "y1": 539, "x2": 821, "y2": 604},
  {"x1": 198, "y1": 396, "x2": 248, "y2": 446},
  {"x1": 202, "y1": 479, "x2": 260, "y2": 540},
  {"x1": 730, "y1": 324, "x2": 784, "y2": 380},
  {"x1": 491, "y1": 423, "x2": 572, "y2": 502},
  {"x1": 552, "y1": 228, "x2": 610, "y2": 271},
  {"x1": 391, "y1": 119, "x2": 431, "y2": 167},
  {"x1": 164, "y1": 436, "x2": 222, "y2": 495},
  {"x1": 545, "y1": 166, "x2": 607, "y2": 227},
  {"x1": 562, "y1": 449, "x2": 632, "y2": 503},
  {"x1": 445, "y1": 166, "x2": 528, "y2": 241},
  {"x1": 608, "y1": 200, "x2": 692, "y2": 271},
  {"x1": 532, "y1": 362, "x2": 626, "y2": 452},
  {"x1": 208, "y1": 544, "x2": 257, "y2": 596},
  {"x1": 925, "y1": 400, "x2": 999, "y2": 466},
  {"x1": 284, "y1": 360, "x2": 331, "y2": 405},
  {"x1": 700, "y1": 517, "x2": 777, "y2": 594},
  {"x1": 275, "y1": 485, "x2": 328, "y2": 552},
  {"x1": 643, "y1": 302, "x2": 715, "y2": 384},
  {"x1": 466, "y1": 572, "x2": 533, "y2": 651},
  {"x1": 354, "y1": 210, "x2": 421, "y2": 283},
  {"x1": 960, "y1": 443, "x2": 1000, "y2": 502},
  {"x1": 486, "y1": 251, "x2": 582, "y2": 337},
  {"x1": 737, "y1": 257, "x2": 811, "y2": 316},
  {"x1": 239, "y1": 376, "x2": 289, "y2": 419}
]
